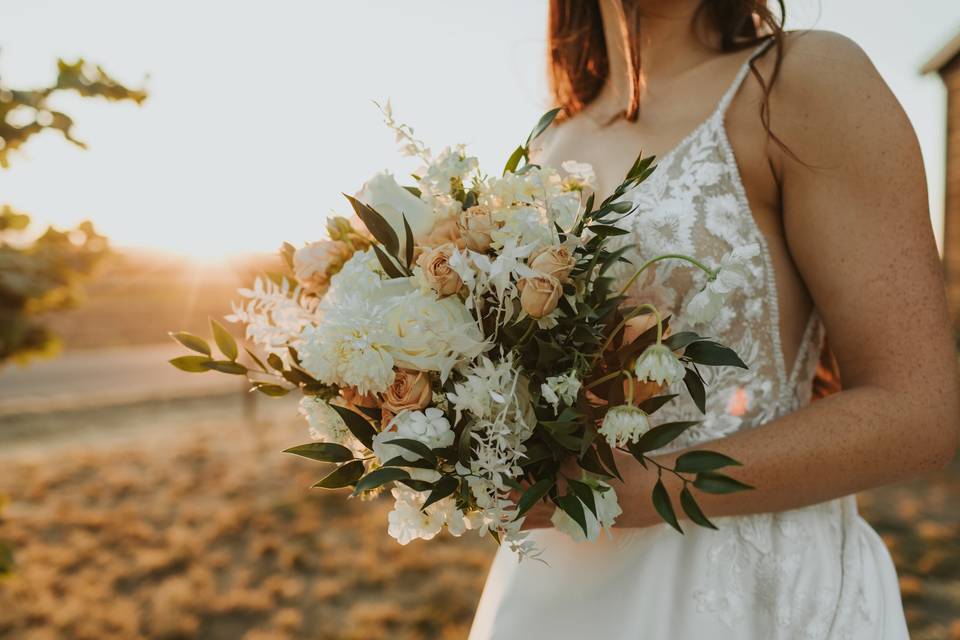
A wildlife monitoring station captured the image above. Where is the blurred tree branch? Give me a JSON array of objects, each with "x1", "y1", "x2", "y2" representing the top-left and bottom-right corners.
[{"x1": 0, "y1": 59, "x2": 147, "y2": 365}]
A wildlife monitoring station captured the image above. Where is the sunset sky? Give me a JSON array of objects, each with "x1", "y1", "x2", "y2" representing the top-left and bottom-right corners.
[{"x1": 1, "y1": 1, "x2": 958, "y2": 258}]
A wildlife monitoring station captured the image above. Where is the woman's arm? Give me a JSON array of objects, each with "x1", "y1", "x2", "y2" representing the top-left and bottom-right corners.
[
  {"x1": 613, "y1": 31, "x2": 959, "y2": 527},
  {"x1": 522, "y1": 31, "x2": 959, "y2": 530}
]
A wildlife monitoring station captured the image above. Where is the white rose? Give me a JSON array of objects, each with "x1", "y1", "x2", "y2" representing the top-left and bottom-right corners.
[
  {"x1": 381, "y1": 286, "x2": 486, "y2": 379},
  {"x1": 358, "y1": 172, "x2": 437, "y2": 244}
]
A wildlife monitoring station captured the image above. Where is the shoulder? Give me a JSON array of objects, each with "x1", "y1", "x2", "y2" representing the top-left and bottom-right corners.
[{"x1": 757, "y1": 30, "x2": 919, "y2": 166}]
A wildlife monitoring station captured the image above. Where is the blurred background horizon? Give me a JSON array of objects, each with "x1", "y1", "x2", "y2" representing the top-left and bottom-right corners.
[{"x1": 0, "y1": 0, "x2": 958, "y2": 259}]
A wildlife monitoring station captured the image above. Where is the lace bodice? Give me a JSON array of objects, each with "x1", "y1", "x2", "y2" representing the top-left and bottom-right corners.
[
  {"x1": 470, "y1": 40, "x2": 906, "y2": 640},
  {"x1": 609, "y1": 40, "x2": 823, "y2": 449}
]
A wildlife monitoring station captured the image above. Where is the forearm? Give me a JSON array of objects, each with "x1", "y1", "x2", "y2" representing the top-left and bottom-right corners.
[{"x1": 611, "y1": 383, "x2": 957, "y2": 528}]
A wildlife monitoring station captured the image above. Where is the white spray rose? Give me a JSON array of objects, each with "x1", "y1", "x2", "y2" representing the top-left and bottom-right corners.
[
  {"x1": 387, "y1": 484, "x2": 472, "y2": 545},
  {"x1": 373, "y1": 408, "x2": 454, "y2": 463}
]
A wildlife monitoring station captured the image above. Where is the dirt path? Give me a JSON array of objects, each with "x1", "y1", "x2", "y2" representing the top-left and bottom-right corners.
[{"x1": 0, "y1": 343, "x2": 245, "y2": 417}]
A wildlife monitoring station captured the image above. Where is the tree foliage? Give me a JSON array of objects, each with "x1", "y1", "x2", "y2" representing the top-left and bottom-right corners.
[{"x1": 0, "y1": 58, "x2": 146, "y2": 365}]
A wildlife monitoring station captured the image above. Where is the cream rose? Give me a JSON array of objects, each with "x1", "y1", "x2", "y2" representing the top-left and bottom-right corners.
[
  {"x1": 293, "y1": 240, "x2": 353, "y2": 295},
  {"x1": 380, "y1": 283, "x2": 486, "y2": 379},
  {"x1": 358, "y1": 172, "x2": 437, "y2": 248},
  {"x1": 529, "y1": 245, "x2": 576, "y2": 283},
  {"x1": 421, "y1": 215, "x2": 466, "y2": 250},
  {"x1": 518, "y1": 274, "x2": 562, "y2": 319},
  {"x1": 417, "y1": 243, "x2": 463, "y2": 297},
  {"x1": 457, "y1": 205, "x2": 497, "y2": 252},
  {"x1": 382, "y1": 368, "x2": 433, "y2": 416}
]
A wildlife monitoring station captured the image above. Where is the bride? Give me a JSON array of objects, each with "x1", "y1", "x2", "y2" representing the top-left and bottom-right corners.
[{"x1": 468, "y1": 1, "x2": 958, "y2": 638}]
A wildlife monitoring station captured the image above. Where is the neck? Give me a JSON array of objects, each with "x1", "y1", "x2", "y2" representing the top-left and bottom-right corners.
[{"x1": 597, "y1": 0, "x2": 711, "y2": 113}]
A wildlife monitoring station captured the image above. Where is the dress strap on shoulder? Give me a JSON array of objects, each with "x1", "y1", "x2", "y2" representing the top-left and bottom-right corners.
[{"x1": 715, "y1": 37, "x2": 776, "y2": 115}]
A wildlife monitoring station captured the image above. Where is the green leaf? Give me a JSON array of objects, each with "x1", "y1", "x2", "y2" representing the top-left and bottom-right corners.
[
  {"x1": 210, "y1": 318, "x2": 239, "y2": 360},
  {"x1": 169, "y1": 355, "x2": 212, "y2": 373},
  {"x1": 594, "y1": 438, "x2": 624, "y2": 481},
  {"x1": 244, "y1": 347, "x2": 268, "y2": 372},
  {"x1": 281, "y1": 366, "x2": 315, "y2": 385},
  {"x1": 635, "y1": 421, "x2": 699, "y2": 453},
  {"x1": 498, "y1": 473, "x2": 524, "y2": 492},
  {"x1": 587, "y1": 224, "x2": 631, "y2": 237},
  {"x1": 382, "y1": 438, "x2": 438, "y2": 465},
  {"x1": 515, "y1": 477, "x2": 555, "y2": 518},
  {"x1": 683, "y1": 367, "x2": 706, "y2": 414},
  {"x1": 422, "y1": 475, "x2": 459, "y2": 510},
  {"x1": 344, "y1": 193, "x2": 400, "y2": 257},
  {"x1": 693, "y1": 471, "x2": 754, "y2": 494},
  {"x1": 503, "y1": 145, "x2": 526, "y2": 175},
  {"x1": 398, "y1": 478, "x2": 434, "y2": 492},
  {"x1": 663, "y1": 331, "x2": 704, "y2": 351},
  {"x1": 457, "y1": 422, "x2": 476, "y2": 465},
  {"x1": 372, "y1": 243, "x2": 407, "y2": 279},
  {"x1": 674, "y1": 450, "x2": 742, "y2": 474},
  {"x1": 328, "y1": 404, "x2": 376, "y2": 450},
  {"x1": 283, "y1": 442, "x2": 355, "y2": 463},
  {"x1": 680, "y1": 486, "x2": 717, "y2": 530},
  {"x1": 525, "y1": 107, "x2": 561, "y2": 146},
  {"x1": 579, "y1": 447, "x2": 615, "y2": 478},
  {"x1": 203, "y1": 360, "x2": 247, "y2": 375},
  {"x1": 567, "y1": 479, "x2": 597, "y2": 519},
  {"x1": 169, "y1": 331, "x2": 210, "y2": 356},
  {"x1": 380, "y1": 456, "x2": 436, "y2": 470},
  {"x1": 267, "y1": 353, "x2": 284, "y2": 371},
  {"x1": 637, "y1": 394, "x2": 678, "y2": 415},
  {"x1": 253, "y1": 383, "x2": 290, "y2": 397},
  {"x1": 652, "y1": 479, "x2": 683, "y2": 533},
  {"x1": 312, "y1": 460, "x2": 365, "y2": 489},
  {"x1": 402, "y1": 214, "x2": 415, "y2": 269},
  {"x1": 683, "y1": 340, "x2": 747, "y2": 369},
  {"x1": 353, "y1": 467, "x2": 410, "y2": 494},
  {"x1": 556, "y1": 492, "x2": 589, "y2": 537}
]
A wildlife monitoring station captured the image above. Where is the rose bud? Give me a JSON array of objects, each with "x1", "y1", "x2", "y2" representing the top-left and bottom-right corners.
[
  {"x1": 417, "y1": 243, "x2": 462, "y2": 297},
  {"x1": 339, "y1": 386, "x2": 379, "y2": 410},
  {"x1": 457, "y1": 205, "x2": 497, "y2": 253},
  {"x1": 293, "y1": 240, "x2": 353, "y2": 296},
  {"x1": 421, "y1": 215, "x2": 467, "y2": 251},
  {"x1": 381, "y1": 368, "x2": 433, "y2": 416},
  {"x1": 622, "y1": 313, "x2": 672, "y2": 346},
  {"x1": 529, "y1": 245, "x2": 576, "y2": 283},
  {"x1": 518, "y1": 274, "x2": 562, "y2": 319}
]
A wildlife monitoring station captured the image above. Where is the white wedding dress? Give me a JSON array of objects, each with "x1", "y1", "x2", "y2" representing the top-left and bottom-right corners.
[{"x1": 468, "y1": 42, "x2": 908, "y2": 640}]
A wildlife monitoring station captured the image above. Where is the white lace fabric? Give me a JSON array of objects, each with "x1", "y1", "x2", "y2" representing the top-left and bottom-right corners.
[{"x1": 468, "y1": 40, "x2": 909, "y2": 640}]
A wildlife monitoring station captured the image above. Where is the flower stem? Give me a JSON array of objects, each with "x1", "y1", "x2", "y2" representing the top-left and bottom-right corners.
[
  {"x1": 596, "y1": 302, "x2": 663, "y2": 360},
  {"x1": 618, "y1": 254, "x2": 716, "y2": 297}
]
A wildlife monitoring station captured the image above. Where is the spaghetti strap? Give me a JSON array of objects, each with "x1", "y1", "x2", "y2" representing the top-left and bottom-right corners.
[{"x1": 715, "y1": 38, "x2": 776, "y2": 115}]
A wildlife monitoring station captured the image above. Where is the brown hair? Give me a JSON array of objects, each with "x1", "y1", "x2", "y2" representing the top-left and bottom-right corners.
[
  {"x1": 548, "y1": 0, "x2": 785, "y2": 137},
  {"x1": 547, "y1": 0, "x2": 843, "y2": 398}
]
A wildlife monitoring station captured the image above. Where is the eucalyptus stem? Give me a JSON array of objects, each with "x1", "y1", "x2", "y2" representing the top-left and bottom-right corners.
[{"x1": 618, "y1": 253, "x2": 717, "y2": 296}]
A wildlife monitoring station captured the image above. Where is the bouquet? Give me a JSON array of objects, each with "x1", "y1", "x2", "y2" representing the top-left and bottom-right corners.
[{"x1": 169, "y1": 104, "x2": 754, "y2": 560}]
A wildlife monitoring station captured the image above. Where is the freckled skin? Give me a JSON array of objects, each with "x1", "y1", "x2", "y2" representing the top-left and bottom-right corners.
[{"x1": 520, "y1": 25, "x2": 960, "y2": 530}]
